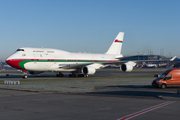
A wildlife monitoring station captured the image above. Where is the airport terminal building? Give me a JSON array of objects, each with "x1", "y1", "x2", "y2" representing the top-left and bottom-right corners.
[
  {"x1": 121, "y1": 55, "x2": 169, "y2": 61},
  {"x1": 120, "y1": 55, "x2": 175, "y2": 68}
]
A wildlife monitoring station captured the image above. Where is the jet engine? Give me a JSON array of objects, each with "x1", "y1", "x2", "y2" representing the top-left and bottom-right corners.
[
  {"x1": 29, "y1": 71, "x2": 44, "y2": 75},
  {"x1": 121, "y1": 61, "x2": 136, "y2": 72},
  {"x1": 82, "y1": 66, "x2": 96, "y2": 75}
]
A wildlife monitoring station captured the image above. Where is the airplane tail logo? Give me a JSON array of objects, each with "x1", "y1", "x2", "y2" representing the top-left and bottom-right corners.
[
  {"x1": 114, "y1": 39, "x2": 123, "y2": 43},
  {"x1": 106, "y1": 32, "x2": 124, "y2": 55}
]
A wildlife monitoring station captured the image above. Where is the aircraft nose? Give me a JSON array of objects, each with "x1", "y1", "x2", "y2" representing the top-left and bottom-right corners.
[
  {"x1": 6, "y1": 55, "x2": 13, "y2": 64},
  {"x1": 6, "y1": 56, "x2": 10, "y2": 62},
  {"x1": 6, "y1": 57, "x2": 13, "y2": 67},
  {"x1": 6, "y1": 56, "x2": 22, "y2": 69}
]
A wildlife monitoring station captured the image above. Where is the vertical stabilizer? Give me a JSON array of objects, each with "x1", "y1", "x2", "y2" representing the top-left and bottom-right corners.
[
  {"x1": 106, "y1": 32, "x2": 124, "y2": 55},
  {"x1": 142, "y1": 62, "x2": 148, "y2": 67}
]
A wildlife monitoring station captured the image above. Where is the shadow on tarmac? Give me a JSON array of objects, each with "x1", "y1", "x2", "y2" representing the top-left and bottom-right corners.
[
  {"x1": 89, "y1": 85, "x2": 180, "y2": 100},
  {"x1": 89, "y1": 90, "x2": 174, "y2": 99}
]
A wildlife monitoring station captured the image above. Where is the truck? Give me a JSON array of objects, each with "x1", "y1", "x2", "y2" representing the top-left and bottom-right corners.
[{"x1": 152, "y1": 69, "x2": 180, "y2": 88}]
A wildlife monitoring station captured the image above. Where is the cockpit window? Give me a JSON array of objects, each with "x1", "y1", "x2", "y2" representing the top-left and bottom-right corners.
[{"x1": 17, "y1": 49, "x2": 25, "y2": 51}]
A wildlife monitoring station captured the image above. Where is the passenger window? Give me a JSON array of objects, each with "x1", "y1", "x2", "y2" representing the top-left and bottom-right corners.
[{"x1": 164, "y1": 74, "x2": 172, "y2": 80}]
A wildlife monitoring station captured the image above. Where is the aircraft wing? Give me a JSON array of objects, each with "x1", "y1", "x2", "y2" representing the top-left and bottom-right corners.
[
  {"x1": 59, "y1": 63, "x2": 93, "y2": 69},
  {"x1": 50, "y1": 63, "x2": 93, "y2": 70},
  {"x1": 50, "y1": 56, "x2": 177, "y2": 70}
]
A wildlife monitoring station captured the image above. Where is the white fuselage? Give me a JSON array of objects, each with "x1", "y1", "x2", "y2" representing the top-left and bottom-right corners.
[{"x1": 6, "y1": 47, "x2": 122, "y2": 72}]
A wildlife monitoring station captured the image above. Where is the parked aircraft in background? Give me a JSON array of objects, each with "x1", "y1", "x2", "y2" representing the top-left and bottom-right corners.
[
  {"x1": 6, "y1": 32, "x2": 175, "y2": 78},
  {"x1": 142, "y1": 62, "x2": 158, "y2": 68},
  {"x1": 0, "y1": 62, "x2": 12, "y2": 70},
  {"x1": 0, "y1": 62, "x2": 3, "y2": 69},
  {"x1": 142, "y1": 56, "x2": 176, "y2": 68},
  {"x1": 158, "y1": 63, "x2": 168, "y2": 68}
]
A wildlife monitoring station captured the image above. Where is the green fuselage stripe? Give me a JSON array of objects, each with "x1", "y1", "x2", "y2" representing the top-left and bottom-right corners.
[{"x1": 19, "y1": 60, "x2": 111, "y2": 69}]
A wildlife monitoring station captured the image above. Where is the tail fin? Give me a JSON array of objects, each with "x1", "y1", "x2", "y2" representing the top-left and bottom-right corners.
[
  {"x1": 170, "y1": 56, "x2": 177, "y2": 61},
  {"x1": 142, "y1": 62, "x2": 147, "y2": 67},
  {"x1": 0, "y1": 62, "x2": 3, "y2": 69},
  {"x1": 106, "y1": 32, "x2": 124, "y2": 55}
]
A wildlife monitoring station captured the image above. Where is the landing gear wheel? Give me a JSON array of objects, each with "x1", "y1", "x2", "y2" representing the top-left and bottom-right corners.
[
  {"x1": 22, "y1": 75, "x2": 27, "y2": 79},
  {"x1": 69, "y1": 74, "x2": 72, "y2": 77},
  {"x1": 78, "y1": 74, "x2": 84, "y2": 77},
  {"x1": 84, "y1": 74, "x2": 88, "y2": 77},
  {"x1": 56, "y1": 73, "x2": 64, "y2": 77},
  {"x1": 22, "y1": 70, "x2": 27, "y2": 79},
  {"x1": 69, "y1": 74, "x2": 77, "y2": 77},
  {"x1": 73, "y1": 74, "x2": 76, "y2": 77}
]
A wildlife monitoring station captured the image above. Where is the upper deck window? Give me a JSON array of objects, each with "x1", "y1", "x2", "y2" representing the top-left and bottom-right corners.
[
  {"x1": 33, "y1": 51, "x2": 44, "y2": 52},
  {"x1": 47, "y1": 51, "x2": 54, "y2": 53},
  {"x1": 17, "y1": 49, "x2": 24, "y2": 51}
]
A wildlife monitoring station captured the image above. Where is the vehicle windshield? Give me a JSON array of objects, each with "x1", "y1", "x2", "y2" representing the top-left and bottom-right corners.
[{"x1": 158, "y1": 72, "x2": 168, "y2": 79}]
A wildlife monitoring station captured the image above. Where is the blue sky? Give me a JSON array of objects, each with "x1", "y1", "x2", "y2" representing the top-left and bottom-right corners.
[{"x1": 0, "y1": 0, "x2": 180, "y2": 60}]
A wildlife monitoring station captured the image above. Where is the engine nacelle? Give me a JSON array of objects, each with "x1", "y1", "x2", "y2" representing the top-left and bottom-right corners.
[
  {"x1": 29, "y1": 71, "x2": 44, "y2": 75},
  {"x1": 82, "y1": 66, "x2": 96, "y2": 75},
  {"x1": 121, "y1": 63, "x2": 134, "y2": 72}
]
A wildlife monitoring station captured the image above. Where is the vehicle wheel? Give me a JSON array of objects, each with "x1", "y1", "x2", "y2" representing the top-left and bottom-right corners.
[{"x1": 161, "y1": 84, "x2": 166, "y2": 89}]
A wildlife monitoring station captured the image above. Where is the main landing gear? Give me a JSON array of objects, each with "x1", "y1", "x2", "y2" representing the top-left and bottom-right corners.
[
  {"x1": 56, "y1": 72, "x2": 88, "y2": 78},
  {"x1": 56, "y1": 72, "x2": 64, "y2": 77},
  {"x1": 69, "y1": 73, "x2": 88, "y2": 77}
]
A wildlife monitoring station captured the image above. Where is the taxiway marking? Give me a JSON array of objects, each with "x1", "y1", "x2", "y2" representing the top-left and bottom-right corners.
[{"x1": 117, "y1": 101, "x2": 175, "y2": 120}]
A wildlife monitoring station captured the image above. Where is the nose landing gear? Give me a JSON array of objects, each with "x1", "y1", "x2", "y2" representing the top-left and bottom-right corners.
[{"x1": 22, "y1": 70, "x2": 27, "y2": 79}]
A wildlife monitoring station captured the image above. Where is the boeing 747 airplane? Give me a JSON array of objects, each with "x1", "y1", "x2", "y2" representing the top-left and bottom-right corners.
[{"x1": 6, "y1": 32, "x2": 174, "y2": 78}]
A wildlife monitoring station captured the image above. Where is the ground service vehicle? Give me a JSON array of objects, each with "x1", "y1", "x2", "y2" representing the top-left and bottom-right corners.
[{"x1": 152, "y1": 69, "x2": 180, "y2": 88}]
